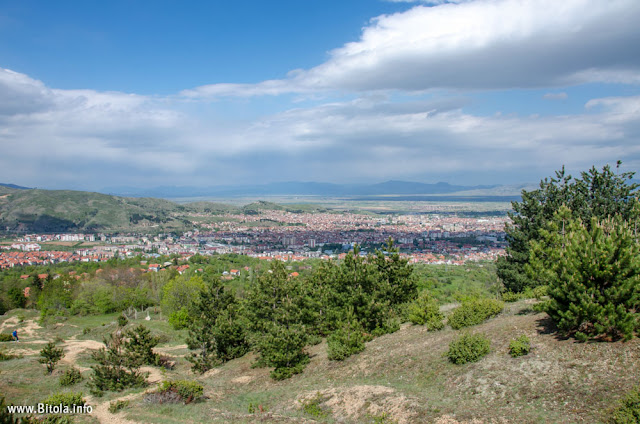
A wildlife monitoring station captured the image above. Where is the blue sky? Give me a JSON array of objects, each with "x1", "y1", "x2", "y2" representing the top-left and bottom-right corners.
[{"x1": 1, "y1": 0, "x2": 639, "y2": 190}]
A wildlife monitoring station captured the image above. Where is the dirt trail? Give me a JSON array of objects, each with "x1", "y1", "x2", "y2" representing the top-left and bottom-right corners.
[
  {"x1": 88, "y1": 392, "x2": 145, "y2": 424},
  {"x1": 155, "y1": 344, "x2": 187, "y2": 353},
  {"x1": 60, "y1": 339, "x2": 105, "y2": 371},
  {"x1": 0, "y1": 317, "x2": 43, "y2": 338}
]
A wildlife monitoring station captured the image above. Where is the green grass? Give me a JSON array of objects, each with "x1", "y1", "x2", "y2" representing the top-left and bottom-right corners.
[{"x1": 2, "y1": 301, "x2": 638, "y2": 423}]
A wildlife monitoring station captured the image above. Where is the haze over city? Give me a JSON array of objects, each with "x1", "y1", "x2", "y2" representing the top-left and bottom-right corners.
[{"x1": 1, "y1": 0, "x2": 639, "y2": 191}]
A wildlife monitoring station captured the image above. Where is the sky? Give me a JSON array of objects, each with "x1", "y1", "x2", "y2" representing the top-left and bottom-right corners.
[{"x1": 1, "y1": 0, "x2": 639, "y2": 191}]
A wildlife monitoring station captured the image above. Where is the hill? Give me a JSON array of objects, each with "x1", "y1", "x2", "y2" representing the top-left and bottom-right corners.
[
  {"x1": 0, "y1": 301, "x2": 636, "y2": 423},
  {"x1": 0, "y1": 189, "x2": 194, "y2": 233}
]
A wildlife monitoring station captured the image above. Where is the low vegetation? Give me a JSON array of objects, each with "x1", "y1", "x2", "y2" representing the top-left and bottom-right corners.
[
  {"x1": 446, "y1": 332, "x2": 491, "y2": 365},
  {"x1": 448, "y1": 298, "x2": 504, "y2": 329},
  {"x1": 59, "y1": 367, "x2": 83, "y2": 387},
  {"x1": 508, "y1": 334, "x2": 531, "y2": 357},
  {"x1": 608, "y1": 385, "x2": 640, "y2": 424}
]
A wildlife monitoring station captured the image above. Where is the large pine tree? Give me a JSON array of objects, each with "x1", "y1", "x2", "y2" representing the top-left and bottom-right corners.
[
  {"x1": 528, "y1": 206, "x2": 640, "y2": 340},
  {"x1": 498, "y1": 163, "x2": 639, "y2": 292}
]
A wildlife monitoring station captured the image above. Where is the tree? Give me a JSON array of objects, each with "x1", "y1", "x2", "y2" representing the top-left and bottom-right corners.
[
  {"x1": 186, "y1": 279, "x2": 247, "y2": 374},
  {"x1": 498, "y1": 163, "x2": 639, "y2": 292},
  {"x1": 243, "y1": 261, "x2": 310, "y2": 378},
  {"x1": 7, "y1": 287, "x2": 26, "y2": 309},
  {"x1": 528, "y1": 206, "x2": 640, "y2": 341},
  {"x1": 90, "y1": 332, "x2": 146, "y2": 395},
  {"x1": 123, "y1": 325, "x2": 159, "y2": 366},
  {"x1": 39, "y1": 341, "x2": 64, "y2": 374},
  {"x1": 161, "y1": 275, "x2": 205, "y2": 329}
]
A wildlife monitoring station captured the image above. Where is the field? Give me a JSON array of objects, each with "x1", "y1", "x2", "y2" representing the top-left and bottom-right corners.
[{"x1": 1, "y1": 301, "x2": 636, "y2": 423}]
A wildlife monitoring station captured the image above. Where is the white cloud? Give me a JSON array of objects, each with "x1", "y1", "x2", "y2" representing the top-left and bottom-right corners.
[
  {"x1": 184, "y1": 0, "x2": 640, "y2": 98},
  {"x1": 2, "y1": 65, "x2": 640, "y2": 189}
]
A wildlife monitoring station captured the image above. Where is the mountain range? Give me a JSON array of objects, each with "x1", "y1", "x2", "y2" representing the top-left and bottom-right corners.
[{"x1": 102, "y1": 181, "x2": 511, "y2": 198}]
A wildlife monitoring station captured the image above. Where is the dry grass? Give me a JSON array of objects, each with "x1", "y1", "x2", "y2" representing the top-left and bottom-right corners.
[{"x1": 2, "y1": 301, "x2": 639, "y2": 423}]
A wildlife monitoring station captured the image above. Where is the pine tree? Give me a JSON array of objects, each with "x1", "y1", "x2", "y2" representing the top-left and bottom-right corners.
[
  {"x1": 499, "y1": 163, "x2": 639, "y2": 292},
  {"x1": 39, "y1": 341, "x2": 64, "y2": 374},
  {"x1": 90, "y1": 332, "x2": 147, "y2": 395},
  {"x1": 186, "y1": 278, "x2": 247, "y2": 374},
  {"x1": 528, "y1": 206, "x2": 640, "y2": 341},
  {"x1": 327, "y1": 308, "x2": 365, "y2": 361},
  {"x1": 123, "y1": 324, "x2": 159, "y2": 366}
]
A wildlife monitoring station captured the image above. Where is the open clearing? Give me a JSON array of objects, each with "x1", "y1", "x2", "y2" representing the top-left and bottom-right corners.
[{"x1": 1, "y1": 302, "x2": 639, "y2": 423}]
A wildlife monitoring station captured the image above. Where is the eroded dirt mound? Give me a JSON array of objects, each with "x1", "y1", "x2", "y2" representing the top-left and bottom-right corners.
[{"x1": 296, "y1": 385, "x2": 419, "y2": 424}]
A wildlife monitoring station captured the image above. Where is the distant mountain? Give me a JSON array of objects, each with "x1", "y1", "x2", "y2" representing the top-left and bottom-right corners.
[
  {"x1": 0, "y1": 183, "x2": 31, "y2": 190},
  {"x1": 103, "y1": 181, "x2": 500, "y2": 198}
]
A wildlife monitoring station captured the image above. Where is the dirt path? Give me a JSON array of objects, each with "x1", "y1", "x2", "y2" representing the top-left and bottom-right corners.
[
  {"x1": 0, "y1": 317, "x2": 44, "y2": 339},
  {"x1": 60, "y1": 339, "x2": 105, "y2": 371},
  {"x1": 88, "y1": 392, "x2": 145, "y2": 424}
]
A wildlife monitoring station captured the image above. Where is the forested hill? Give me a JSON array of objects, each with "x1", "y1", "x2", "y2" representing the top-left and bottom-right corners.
[
  {"x1": 0, "y1": 188, "x2": 232, "y2": 233},
  {"x1": 0, "y1": 188, "x2": 330, "y2": 233}
]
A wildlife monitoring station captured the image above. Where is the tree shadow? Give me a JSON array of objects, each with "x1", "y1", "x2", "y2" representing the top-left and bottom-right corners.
[{"x1": 535, "y1": 316, "x2": 570, "y2": 340}]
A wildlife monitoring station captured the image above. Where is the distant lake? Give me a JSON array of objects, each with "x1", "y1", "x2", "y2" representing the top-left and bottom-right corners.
[{"x1": 344, "y1": 195, "x2": 521, "y2": 202}]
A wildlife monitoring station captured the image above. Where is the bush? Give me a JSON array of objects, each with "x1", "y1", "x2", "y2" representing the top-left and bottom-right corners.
[
  {"x1": 299, "y1": 392, "x2": 328, "y2": 418},
  {"x1": 157, "y1": 380, "x2": 204, "y2": 404},
  {"x1": 608, "y1": 386, "x2": 640, "y2": 423},
  {"x1": 41, "y1": 391, "x2": 86, "y2": 408},
  {"x1": 502, "y1": 291, "x2": 522, "y2": 303},
  {"x1": 508, "y1": 335, "x2": 531, "y2": 358},
  {"x1": 327, "y1": 316, "x2": 365, "y2": 361},
  {"x1": 117, "y1": 315, "x2": 128, "y2": 328},
  {"x1": 447, "y1": 333, "x2": 491, "y2": 365},
  {"x1": 108, "y1": 399, "x2": 130, "y2": 413},
  {"x1": 0, "y1": 333, "x2": 14, "y2": 342},
  {"x1": 407, "y1": 292, "x2": 444, "y2": 330},
  {"x1": 168, "y1": 308, "x2": 191, "y2": 330},
  {"x1": 39, "y1": 341, "x2": 65, "y2": 374},
  {"x1": 59, "y1": 367, "x2": 83, "y2": 386},
  {"x1": 0, "y1": 350, "x2": 19, "y2": 361},
  {"x1": 448, "y1": 299, "x2": 504, "y2": 330}
]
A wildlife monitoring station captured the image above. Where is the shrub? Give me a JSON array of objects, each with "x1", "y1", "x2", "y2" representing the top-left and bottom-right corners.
[
  {"x1": 531, "y1": 285, "x2": 548, "y2": 299},
  {"x1": 39, "y1": 341, "x2": 65, "y2": 374},
  {"x1": 168, "y1": 308, "x2": 190, "y2": 330},
  {"x1": 502, "y1": 291, "x2": 522, "y2": 303},
  {"x1": 447, "y1": 333, "x2": 491, "y2": 365},
  {"x1": 407, "y1": 292, "x2": 444, "y2": 330},
  {"x1": 299, "y1": 392, "x2": 328, "y2": 418},
  {"x1": 117, "y1": 315, "x2": 128, "y2": 328},
  {"x1": 157, "y1": 380, "x2": 204, "y2": 404},
  {"x1": 0, "y1": 333, "x2": 14, "y2": 342},
  {"x1": 327, "y1": 315, "x2": 365, "y2": 361},
  {"x1": 508, "y1": 335, "x2": 531, "y2": 358},
  {"x1": 59, "y1": 367, "x2": 83, "y2": 386},
  {"x1": 248, "y1": 402, "x2": 268, "y2": 414},
  {"x1": 608, "y1": 385, "x2": 640, "y2": 424},
  {"x1": 448, "y1": 299, "x2": 504, "y2": 330},
  {"x1": 0, "y1": 350, "x2": 19, "y2": 361},
  {"x1": 41, "y1": 391, "x2": 86, "y2": 408},
  {"x1": 108, "y1": 399, "x2": 130, "y2": 413},
  {"x1": 123, "y1": 324, "x2": 159, "y2": 366}
]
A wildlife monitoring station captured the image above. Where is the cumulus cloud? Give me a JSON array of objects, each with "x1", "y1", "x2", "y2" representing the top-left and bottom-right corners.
[
  {"x1": 2, "y1": 70, "x2": 640, "y2": 188},
  {"x1": 183, "y1": 0, "x2": 640, "y2": 99}
]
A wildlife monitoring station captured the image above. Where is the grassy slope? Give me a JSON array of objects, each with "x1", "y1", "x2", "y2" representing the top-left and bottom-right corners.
[
  {"x1": 1, "y1": 301, "x2": 638, "y2": 423},
  {"x1": 0, "y1": 189, "x2": 242, "y2": 233}
]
